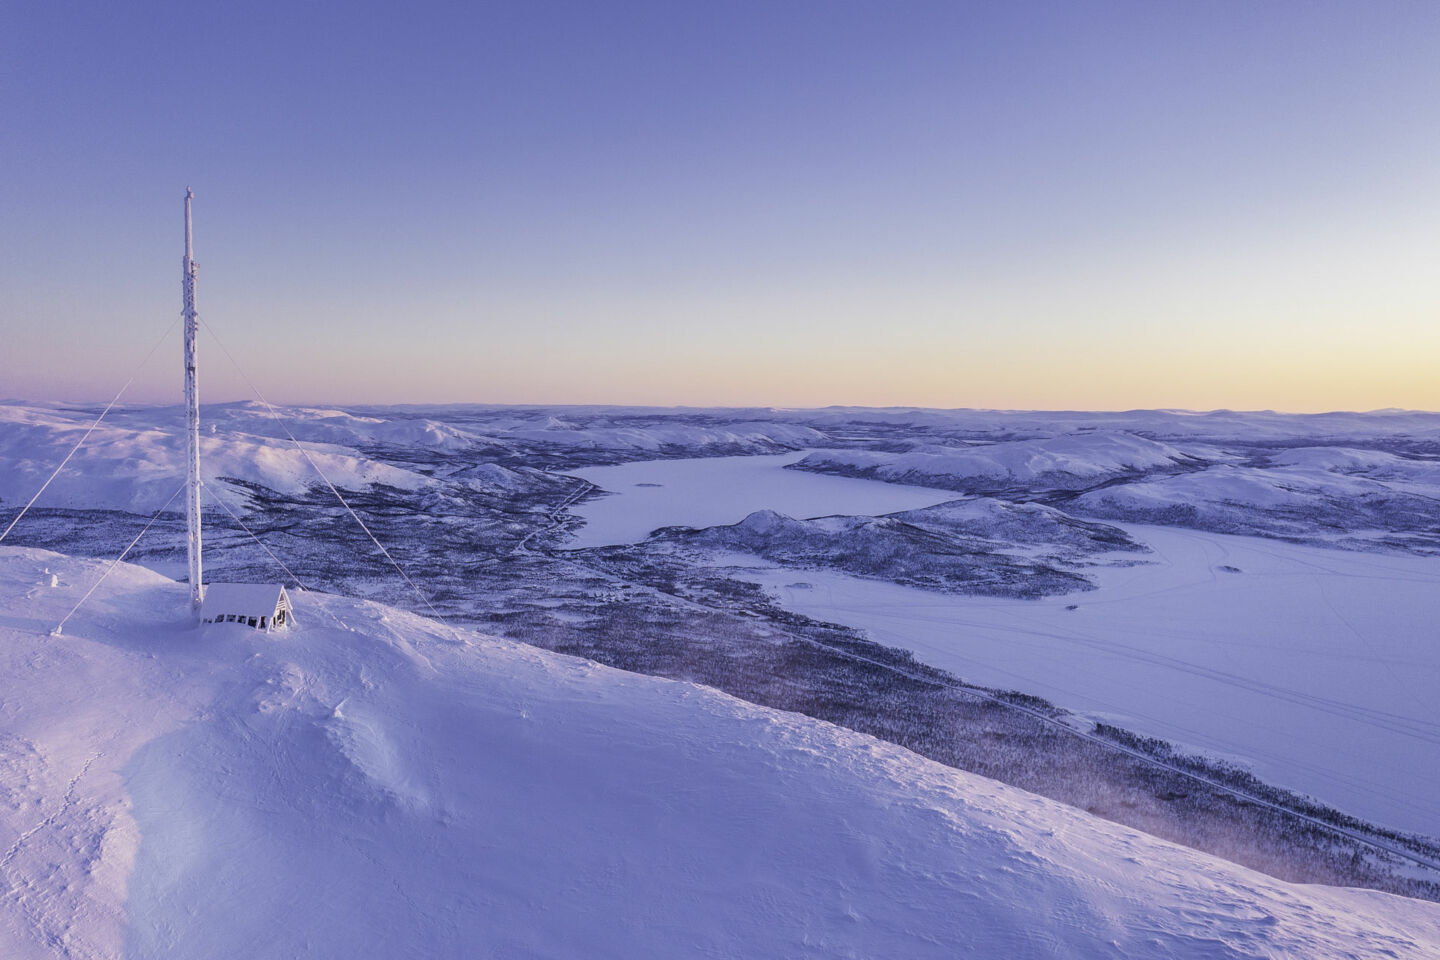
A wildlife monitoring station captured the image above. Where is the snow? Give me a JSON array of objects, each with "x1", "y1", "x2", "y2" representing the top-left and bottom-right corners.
[
  {"x1": 794, "y1": 431, "x2": 1218, "y2": 490},
  {"x1": 553, "y1": 452, "x2": 1440, "y2": 835},
  {"x1": 199, "y1": 582, "x2": 289, "y2": 617},
  {"x1": 1070, "y1": 452, "x2": 1440, "y2": 549},
  {"x1": 0, "y1": 403, "x2": 433, "y2": 515},
  {"x1": 3, "y1": 544, "x2": 1439, "y2": 958},
  {"x1": 564, "y1": 451, "x2": 958, "y2": 548},
  {"x1": 496, "y1": 416, "x2": 826, "y2": 452},
  {"x1": 741, "y1": 523, "x2": 1440, "y2": 837},
  {"x1": 781, "y1": 405, "x2": 1440, "y2": 444},
  {"x1": 1268, "y1": 446, "x2": 1440, "y2": 481}
]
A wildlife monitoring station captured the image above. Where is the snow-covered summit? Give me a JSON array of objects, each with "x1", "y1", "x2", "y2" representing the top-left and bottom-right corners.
[{"x1": 2, "y1": 545, "x2": 1438, "y2": 958}]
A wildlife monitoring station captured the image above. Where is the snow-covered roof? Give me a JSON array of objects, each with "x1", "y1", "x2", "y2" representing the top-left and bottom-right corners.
[{"x1": 202, "y1": 583, "x2": 291, "y2": 616}]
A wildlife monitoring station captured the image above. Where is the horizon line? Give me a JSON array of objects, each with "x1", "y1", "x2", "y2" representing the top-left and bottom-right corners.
[{"x1": 5, "y1": 396, "x2": 1438, "y2": 419}]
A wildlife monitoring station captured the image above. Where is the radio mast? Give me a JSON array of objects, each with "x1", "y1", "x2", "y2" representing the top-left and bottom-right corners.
[{"x1": 182, "y1": 188, "x2": 203, "y2": 610}]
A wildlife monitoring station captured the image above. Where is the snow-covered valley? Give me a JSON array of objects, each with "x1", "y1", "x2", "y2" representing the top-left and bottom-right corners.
[
  {"x1": 742, "y1": 526, "x2": 1440, "y2": 835},
  {"x1": 5, "y1": 400, "x2": 1440, "y2": 954},
  {"x1": 569, "y1": 452, "x2": 1440, "y2": 835}
]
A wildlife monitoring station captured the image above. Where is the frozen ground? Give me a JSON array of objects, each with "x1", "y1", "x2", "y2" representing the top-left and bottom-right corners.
[{"x1": 4, "y1": 546, "x2": 1440, "y2": 959}]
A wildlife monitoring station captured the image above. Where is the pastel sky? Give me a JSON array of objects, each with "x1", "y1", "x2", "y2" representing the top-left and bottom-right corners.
[{"x1": 3, "y1": 1, "x2": 1438, "y2": 411}]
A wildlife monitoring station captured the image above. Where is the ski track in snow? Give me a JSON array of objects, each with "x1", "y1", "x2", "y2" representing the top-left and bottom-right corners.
[{"x1": 0, "y1": 753, "x2": 101, "y2": 874}]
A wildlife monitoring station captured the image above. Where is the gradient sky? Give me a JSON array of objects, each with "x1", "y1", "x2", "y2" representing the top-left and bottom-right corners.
[{"x1": 3, "y1": 1, "x2": 1438, "y2": 411}]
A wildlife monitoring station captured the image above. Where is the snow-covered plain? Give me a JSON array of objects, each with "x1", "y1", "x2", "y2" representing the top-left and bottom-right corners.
[
  {"x1": 564, "y1": 454, "x2": 1440, "y2": 837},
  {"x1": 565, "y1": 451, "x2": 958, "y2": 548},
  {"x1": 4, "y1": 545, "x2": 1439, "y2": 959}
]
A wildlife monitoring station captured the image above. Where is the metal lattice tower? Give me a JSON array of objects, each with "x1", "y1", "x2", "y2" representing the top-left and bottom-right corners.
[{"x1": 182, "y1": 188, "x2": 203, "y2": 610}]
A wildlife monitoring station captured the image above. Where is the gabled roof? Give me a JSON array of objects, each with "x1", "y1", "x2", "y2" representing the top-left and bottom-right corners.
[{"x1": 202, "y1": 583, "x2": 291, "y2": 614}]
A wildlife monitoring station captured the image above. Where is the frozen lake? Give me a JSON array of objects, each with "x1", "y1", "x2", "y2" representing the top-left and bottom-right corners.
[
  {"x1": 565, "y1": 452, "x2": 1440, "y2": 836},
  {"x1": 742, "y1": 526, "x2": 1440, "y2": 837},
  {"x1": 564, "y1": 451, "x2": 957, "y2": 549}
]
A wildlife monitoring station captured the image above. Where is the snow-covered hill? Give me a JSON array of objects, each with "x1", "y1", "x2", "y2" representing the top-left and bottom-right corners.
[
  {"x1": 1072, "y1": 448, "x2": 1440, "y2": 549},
  {"x1": 791, "y1": 432, "x2": 1222, "y2": 495},
  {"x1": 782, "y1": 405, "x2": 1440, "y2": 444},
  {"x1": 3, "y1": 546, "x2": 1438, "y2": 958},
  {"x1": 0, "y1": 403, "x2": 436, "y2": 515},
  {"x1": 0, "y1": 402, "x2": 837, "y2": 518},
  {"x1": 652, "y1": 507, "x2": 1105, "y2": 597}
]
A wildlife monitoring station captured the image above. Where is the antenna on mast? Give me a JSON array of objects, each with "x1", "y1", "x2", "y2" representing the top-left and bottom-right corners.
[{"x1": 182, "y1": 188, "x2": 203, "y2": 610}]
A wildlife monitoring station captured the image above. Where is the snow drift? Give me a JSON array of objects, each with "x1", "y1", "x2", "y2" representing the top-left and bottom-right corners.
[{"x1": 2, "y1": 546, "x2": 1439, "y2": 958}]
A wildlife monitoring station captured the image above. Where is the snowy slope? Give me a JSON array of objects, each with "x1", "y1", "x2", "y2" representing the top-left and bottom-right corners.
[
  {"x1": 793, "y1": 432, "x2": 1221, "y2": 493},
  {"x1": 1073, "y1": 452, "x2": 1440, "y2": 548},
  {"x1": 309, "y1": 404, "x2": 829, "y2": 457},
  {"x1": 2, "y1": 547, "x2": 1439, "y2": 959},
  {"x1": 0, "y1": 401, "x2": 834, "y2": 518},
  {"x1": 0, "y1": 403, "x2": 434, "y2": 514},
  {"x1": 195, "y1": 403, "x2": 489, "y2": 453}
]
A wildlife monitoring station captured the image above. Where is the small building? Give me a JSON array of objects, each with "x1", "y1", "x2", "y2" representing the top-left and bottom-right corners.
[{"x1": 201, "y1": 583, "x2": 295, "y2": 632}]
